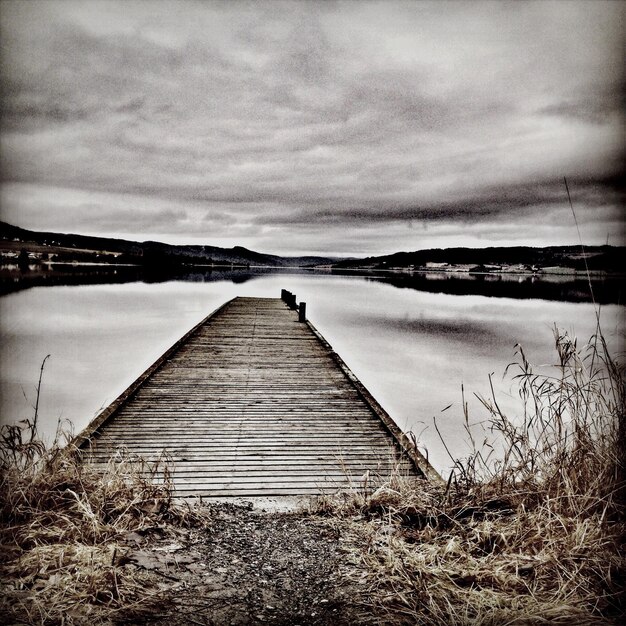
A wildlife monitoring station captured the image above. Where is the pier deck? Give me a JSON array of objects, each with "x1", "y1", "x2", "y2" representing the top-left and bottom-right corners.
[{"x1": 79, "y1": 296, "x2": 438, "y2": 497}]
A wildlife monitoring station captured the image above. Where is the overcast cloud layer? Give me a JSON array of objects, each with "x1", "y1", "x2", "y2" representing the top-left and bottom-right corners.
[{"x1": 1, "y1": 0, "x2": 623, "y2": 256}]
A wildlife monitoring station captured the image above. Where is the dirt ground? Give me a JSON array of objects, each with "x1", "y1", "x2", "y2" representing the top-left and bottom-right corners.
[{"x1": 120, "y1": 500, "x2": 377, "y2": 626}]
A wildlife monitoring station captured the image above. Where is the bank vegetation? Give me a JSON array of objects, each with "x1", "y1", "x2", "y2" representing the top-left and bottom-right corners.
[
  {"x1": 1, "y1": 325, "x2": 624, "y2": 624},
  {"x1": 314, "y1": 325, "x2": 625, "y2": 624}
]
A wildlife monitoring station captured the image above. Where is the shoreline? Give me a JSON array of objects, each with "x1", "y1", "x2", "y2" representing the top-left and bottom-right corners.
[{"x1": 2, "y1": 260, "x2": 624, "y2": 277}]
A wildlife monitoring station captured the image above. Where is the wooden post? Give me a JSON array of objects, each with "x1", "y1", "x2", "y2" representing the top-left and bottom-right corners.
[
  {"x1": 281, "y1": 289, "x2": 299, "y2": 311},
  {"x1": 298, "y1": 302, "x2": 306, "y2": 322}
]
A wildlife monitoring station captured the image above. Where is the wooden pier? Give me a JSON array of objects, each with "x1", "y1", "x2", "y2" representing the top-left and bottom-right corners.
[{"x1": 78, "y1": 295, "x2": 440, "y2": 497}]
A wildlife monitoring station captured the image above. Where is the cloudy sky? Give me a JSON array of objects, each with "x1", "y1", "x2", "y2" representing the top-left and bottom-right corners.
[{"x1": 0, "y1": 0, "x2": 623, "y2": 256}]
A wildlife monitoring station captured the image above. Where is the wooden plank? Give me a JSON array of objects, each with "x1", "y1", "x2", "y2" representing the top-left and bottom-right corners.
[
  {"x1": 77, "y1": 296, "x2": 442, "y2": 496},
  {"x1": 107, "y1": 458, "x2": 414, "y2": 468},
  {"x1": 87, "y1": 465, "x2": 406, "y2": 474},
  {"x1": 166, "y1": 469, "x2": 407, "y2": 478},
  {"x1": 86, "y1": 442, "x2": 394, "y2": 449},
  {"x1": 99, "y1": 431, "x2": 390, "y2": 438},
  {"x1": 86, "y1": 454, "x2": 408, "y2": 463}
]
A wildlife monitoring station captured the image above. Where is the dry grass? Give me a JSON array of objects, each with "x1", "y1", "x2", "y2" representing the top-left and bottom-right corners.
[
  {"x1": 312, "y1": 327, "x2": 625, "y2": 625},
  {"x1": 0, "y1": 422, "x2": 208, "y2": 625},
  {"x1": 2, "y1": 325, "x2": 623, "y2": 625}
]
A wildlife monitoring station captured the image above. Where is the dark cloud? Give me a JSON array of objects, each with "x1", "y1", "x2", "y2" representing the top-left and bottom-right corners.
[
  {"x1": 0, "y1": 0, "x2": 624, "y2": 255},
  {"x1": 254, "y1": 176, "x2": 625, "y2": 226}
]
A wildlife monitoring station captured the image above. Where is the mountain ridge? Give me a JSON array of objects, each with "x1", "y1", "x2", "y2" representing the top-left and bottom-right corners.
[
  {"x1": 0, "y1": 221, "x2": 337, "y2": 268},
  {"x1": 1, "y1": 221, "x2": 623, "y2": 273},
  {"x1": 333, "y1": 245, "x2": 624, "y2": 274}
]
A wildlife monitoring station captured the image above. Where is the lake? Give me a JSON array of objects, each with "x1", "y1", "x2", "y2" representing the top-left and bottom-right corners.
[{"x1": 1, "y1": 268, "x2": 624, "y2": 475}]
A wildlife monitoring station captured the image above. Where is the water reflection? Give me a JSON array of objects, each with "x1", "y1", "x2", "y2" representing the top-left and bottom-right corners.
[
  {"x1": 0, "y1": 265, "x2": 305, "y2": 295},
  {"x1": 1, "y1": 272, "x2": 623, "y2": 474},
  {"x1": 2, "y1": 265, "x2": 624, "y2": 304},
  {"x1": 342, "y1": 270, "x2": 624, "y2": 305}
]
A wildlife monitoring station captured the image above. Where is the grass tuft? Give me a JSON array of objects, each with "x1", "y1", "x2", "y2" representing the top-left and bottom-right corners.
[
  {"x1": 312, "y1": 327, "x2": 625, "y2": 624},
  {"x1": 0, "y1": 421, "x2": 208, "y2": 625}
]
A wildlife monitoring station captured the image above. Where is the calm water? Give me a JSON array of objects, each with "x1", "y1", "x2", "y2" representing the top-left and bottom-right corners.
[{"x1": 1, "y1": 270, "x2": 624, "y2": 475}]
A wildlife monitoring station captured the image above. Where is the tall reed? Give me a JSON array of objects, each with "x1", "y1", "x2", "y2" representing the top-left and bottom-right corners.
[
  {"x1": 455, "y1": 325, "x2": 624, "y2": 515},
  {"x1": 315, "y1": 327, "x2": 625, "y2": 624}
]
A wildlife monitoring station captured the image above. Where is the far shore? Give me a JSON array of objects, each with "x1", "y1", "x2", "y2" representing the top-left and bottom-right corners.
[{"x1": 2, "y1": 258, "x2": 624, "y2": 277}]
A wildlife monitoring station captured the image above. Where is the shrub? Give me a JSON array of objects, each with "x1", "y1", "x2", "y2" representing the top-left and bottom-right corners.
[{"x1": 313, "y1": 327, "x2": 625, "y2": 624}]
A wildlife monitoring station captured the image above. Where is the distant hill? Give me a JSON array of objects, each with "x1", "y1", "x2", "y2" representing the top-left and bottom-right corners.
[
  {"x1": 332, "y1": 245, "x2": 625, "y2": 274},
  {"x1": 0, "y1": 222, "x2": 337, "y2": 268},
  {"x1": 3, "y1": 221, "x2": 623, "y2": 275}
]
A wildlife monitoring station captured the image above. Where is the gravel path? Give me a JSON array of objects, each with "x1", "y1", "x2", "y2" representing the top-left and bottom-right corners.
[{"x1": 124, "y1": 501, "x2": 374, "y2": 626}]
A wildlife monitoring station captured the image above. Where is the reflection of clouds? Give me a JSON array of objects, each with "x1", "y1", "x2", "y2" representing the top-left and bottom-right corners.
[
  {"x1": 347, "y1": 309, "x2": 510, "y2": 351},
  {"x1": 1, "y1": 1, "x2": 623, "y2": 253},
  {"x1": 391, "y1": 316, "x2": 507, "y2": 349}
]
